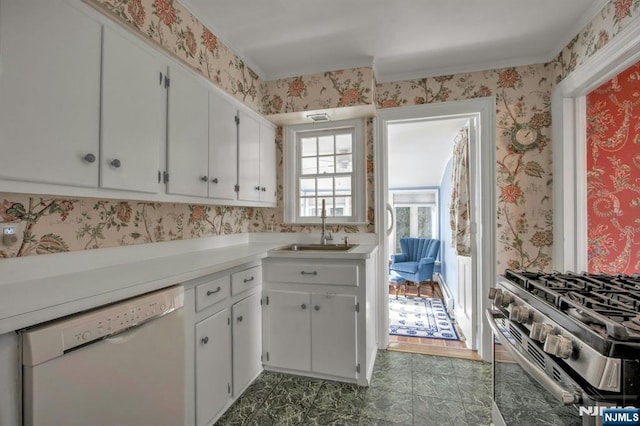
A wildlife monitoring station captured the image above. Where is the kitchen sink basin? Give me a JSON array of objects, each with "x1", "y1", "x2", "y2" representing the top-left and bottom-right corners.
[{"x1": 277, "y1": 243, "x2": 357, "y2": 252}]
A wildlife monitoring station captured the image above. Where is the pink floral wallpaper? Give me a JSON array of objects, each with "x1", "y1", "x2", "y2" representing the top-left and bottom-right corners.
[
  {"x1": 262, "y1": 68, "x2": 374, "y2": 114},
  {"x1": 586, "y1": 61, "x2": 640, "y2": 274},
  {"x1": 2, "y1": 0, "x2": 639, "y2": 264}
]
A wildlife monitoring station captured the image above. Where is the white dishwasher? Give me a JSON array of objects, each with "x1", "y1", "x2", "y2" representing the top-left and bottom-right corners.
[{"x1": 21, "y1": 286, "x2": 185, "y2": 426}]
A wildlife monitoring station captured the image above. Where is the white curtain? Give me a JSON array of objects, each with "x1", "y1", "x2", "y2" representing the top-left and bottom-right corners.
[{"x1": 449, "y1": 128, "x2": 471, "y2": 256}]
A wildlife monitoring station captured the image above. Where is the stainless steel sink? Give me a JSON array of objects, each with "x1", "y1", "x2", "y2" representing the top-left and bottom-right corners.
[{"x1": 277, "y1": 243, "x2": 357, "y2": 252}]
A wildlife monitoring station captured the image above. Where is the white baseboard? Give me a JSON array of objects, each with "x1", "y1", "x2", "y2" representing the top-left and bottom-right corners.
[{"x1": 435, "y1": 272, "x2": 454, "y2": 313}]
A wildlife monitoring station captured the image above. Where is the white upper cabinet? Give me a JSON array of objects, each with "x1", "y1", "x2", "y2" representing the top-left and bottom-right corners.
[
  {"x1": 0, "y1": 0, "x2": 101, "y2": 187},
  {"x1": 100, "y1": 27, "x2": 165, "y2": 194},
  {"x1": 237, "y1": 111, "x2": 261, "y2": 202},
  {"x1": 238, "y1": 112, "x2": 277, "y2": 204},
  {"x1": 167, "y1": 65, "x2": 209, "y2": 197},
  {"x1": 259, "y1": 124, "x2": 277, "y2": 204},
  {"x1": 209, "y1": 92, "x2": 239, "y2": 201}
]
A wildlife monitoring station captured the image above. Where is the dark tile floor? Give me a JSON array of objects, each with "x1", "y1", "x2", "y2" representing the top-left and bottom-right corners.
[{"x1": 216, "y1": 350, "x2": 492, "y2": 425}]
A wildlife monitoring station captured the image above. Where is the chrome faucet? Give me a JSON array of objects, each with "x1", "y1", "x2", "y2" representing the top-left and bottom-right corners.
[{"x1": 320, "y1": 199, "x2": 333, "y2": 245}]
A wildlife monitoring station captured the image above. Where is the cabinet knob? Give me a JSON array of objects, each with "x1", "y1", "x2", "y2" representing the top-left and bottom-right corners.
[
  {"x1": 211, "y1": 178, "x2": 219, "y2": 184},
  {"x1": 301, "y1": 304, "x2": 307, "y2": 310},
  {"x1": 254, "y1": 186, "x2": 261, "y2": 191},
  {"x1": 314, "y1": 305, "x2": 320, "y2": 311},
  {"x1": 261, "y1": 187, "x2": 266, "y2": 192},
  {"x1": 83, "y1": 153, "x2": 96, "y2": 163},
  {"x1": 110, "y1": 159, "x2": 121, "y2": 168},
  {"x1": 201, "y1": 336, "x2": 209, "y2": 344},
  {"x1": 200, "y1": 175, "x2": 208, "y2": 182},
  {"x1": 237, "y1": 315, "x2": 243, "y2": 322},
  {"x1": 206, "y1": 286, "x2": 221, "y2": 296}
]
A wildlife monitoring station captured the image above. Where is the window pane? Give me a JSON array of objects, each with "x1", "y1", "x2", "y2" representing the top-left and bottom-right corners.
[
  {"x1": 318, "y1": 155, "x2": 334, "y2": 174},
  {"x1": 418, "y1": 207, "x2": 433, "y2": 238},
  {"x1": 299, "y1": 177, "x2": 315, "y2": 197},
  {"x1": 300, "y1": 197, "x2": 316, "y2": 217},
  {"x1": 317, "y1": 177, "x2": 333, "y2": 196},
  {"x1": 301, "y1": 137, "x2": 316, "y2": 157},
  {"x1": 301, "y1": 157, "x2": 317, "y2": 175},
  {"x1": 334, "y1": 196, "x2": 351, "y2": 216},
  {"x1": 336, "y1": 154, "x2": 352, "y2": 173},
  {"x1": 336, "y1": 133, "x2": 352, "y2": 153},
  {"x1": 318, "y1": 135, "x2": 334, "y2": 155},
  {"x1": 335, "y1": 176, "x2": 351, "y2": 195},
  {"x1": 395, "y1": 207, "x2": 410, "y2": 253}
]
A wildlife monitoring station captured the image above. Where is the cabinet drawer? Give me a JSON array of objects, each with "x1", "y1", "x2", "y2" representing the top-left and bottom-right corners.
[
  {"x1": 231, "y1": 266, "x2": 261, "y2": 295},
  {"x1": 195, "y1": 276, "x2": 230, "y2": 311},
  {"x1": 266, "y1": 263, "x2": 358, "y2": 286}
]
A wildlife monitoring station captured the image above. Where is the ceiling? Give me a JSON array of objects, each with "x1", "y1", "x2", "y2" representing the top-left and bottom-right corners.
[
  {"x1": 180, "y1": 0, "x2": 606, "y2": 82},
  {"x1": 387, "y1": 118, "x2": 469, "y2": 189}
]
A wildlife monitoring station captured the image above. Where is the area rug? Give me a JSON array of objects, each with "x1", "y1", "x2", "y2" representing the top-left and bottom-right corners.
[{"x1": 389, "y1": 297, "x2": 460, "y2": 340}]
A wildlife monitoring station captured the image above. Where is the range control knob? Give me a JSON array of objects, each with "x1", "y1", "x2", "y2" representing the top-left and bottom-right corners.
[
  {"x1": 543, "y1": 335, "x2": 573, "y2": 359},
  {"x1": 494, "y1": 291, "x2": 513, "y2": 307},
  {"x1": 488, "y1": 288, "x2": 501, "y2": 300},
  {"x1": 530, "y1": 322, "x2": 554, "y2": 342},
  {"x1": 509, "y1": 306, "x2": 531, "y2": 323}
]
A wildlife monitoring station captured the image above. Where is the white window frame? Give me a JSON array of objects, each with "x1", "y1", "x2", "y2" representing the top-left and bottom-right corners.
[{"x1": 284, "y1": 119, "x2": 366, "y2": 224}]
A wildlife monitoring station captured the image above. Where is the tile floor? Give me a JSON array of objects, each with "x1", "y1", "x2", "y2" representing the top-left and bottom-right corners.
[{"x1": 216, "y1": 350, "x2": 492, "y2": 425}]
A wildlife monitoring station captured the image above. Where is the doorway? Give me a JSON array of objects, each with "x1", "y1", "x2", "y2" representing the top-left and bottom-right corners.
[{"x1": 375, "y1": 98, "x2": 496, "y2": 362}]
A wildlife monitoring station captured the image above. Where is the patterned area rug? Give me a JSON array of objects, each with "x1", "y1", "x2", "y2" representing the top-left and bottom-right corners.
[{"x1": 389, "y1": 297, "x2": 460, "y2": 340}]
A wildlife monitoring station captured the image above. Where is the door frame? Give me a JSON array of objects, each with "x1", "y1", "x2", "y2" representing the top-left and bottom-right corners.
[
  {"x1": 374, "y1": 98, "x2": 496, "y2": 361},
  {"x1": 552, "y1": 17, "x2": 640, "y2": 272}
]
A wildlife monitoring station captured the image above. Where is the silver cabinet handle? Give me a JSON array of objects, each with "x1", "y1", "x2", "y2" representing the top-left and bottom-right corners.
[
  {"x1": 485, "y1": 310, "x2": 581, "y2": 404},
  {"x1": 237, "y1": 315, "x2": 243, "y2": 322},
  {"x1": 110, "y1": 159, "x2": 121, "y2": 168},
  {"x1": 200, "y1": 176, "x2": 208, "y2": 182},
  {"x1": 201, "y1": 336, "x2": 209, "y2": 344},
  {"x1": 314, "y1": 305, "x2": 320, "y2": 311},
  {"x1": 301, "y1": 304, "x2": 307, "y2": 310},
  {"x1": 206, "y1": 286, "x2": 221, "y2": 296},
  {"x1": 301, "y1": 271, "x2": 318, "y2": 276},
  {"x1": 83, "y1": 153, "x2": 96, "y2": 163},
  {"x1": 211, "y1": 178, "x2": 219, "y2": 184},
  {"x1": 243, "y1": 276, "x2": 255, "y2": 283}
]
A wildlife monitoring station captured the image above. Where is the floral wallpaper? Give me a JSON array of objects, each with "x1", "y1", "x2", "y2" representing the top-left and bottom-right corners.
[
  {"x1": 586, "y1": 61, "x2": 640, "y2": 274},
  {"x1": 261, "y1": 67, "x2": 374, "y2": 114},
  {"x1": 3, "y1": 0, "x2": 639, "y2": 263},
  {"x1": 87, "y1": 0, "x2": 263, "y2": 110}
]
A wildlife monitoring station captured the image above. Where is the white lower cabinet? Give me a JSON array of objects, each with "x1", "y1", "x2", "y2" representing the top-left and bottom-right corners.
[
  {"x1": 232, "y1": 291, "x2": 263, "y2": 395},
  {"x1": 186, "y1": 264, "x2": 263, "y2": 426},
  {"x1": 264, "y1": 289, "x2": 358, "y2": 380},
  {"x1": 195, "y1": 308, "x2": 231, "y2": 426}
]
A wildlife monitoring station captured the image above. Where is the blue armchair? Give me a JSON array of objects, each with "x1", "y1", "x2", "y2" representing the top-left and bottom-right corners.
[{"x1": 390, "y1": 238, "x2": 440, "y2": 291}]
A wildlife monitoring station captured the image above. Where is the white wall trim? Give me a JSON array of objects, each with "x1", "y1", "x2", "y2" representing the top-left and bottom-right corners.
[
  {"x1": 552, "y1": 16, "x2": 640, "y2": 272},
  {"x1": 374, "y1": 97, "x2": 496, "y2": 361}
]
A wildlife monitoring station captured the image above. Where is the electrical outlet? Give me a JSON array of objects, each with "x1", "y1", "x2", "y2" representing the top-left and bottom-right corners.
[{"x1": 2, "y1": 224, "x2": 19, "y2": 246}]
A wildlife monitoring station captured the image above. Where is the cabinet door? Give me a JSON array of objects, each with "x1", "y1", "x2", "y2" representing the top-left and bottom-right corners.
[
  {"x1": 195, "y1": 309, "x2": 231, "y2": 426},
  {"x1": 167, "y1": 65, "x2": 209, "y2": 197},
  {"x1": 101, "y1": 27, "x2": 164, "y2": 193},
  {"x1": 0, "y1": 0, "x2": 101, "y2": 187},
  {"x1": 232, "y1": 292, "x2": 262, "y2": 395},
  {"x1": 237, "y1": 111, "x2": 261, "y2": 201},
  {"x1": 209, "y1": 92, "x2": 238, "y2": 200},
  {"x1": 259, "y1": 124, "x2": 277, "y2": 204},
  {"x1": 311, "y1": 293, "x2": 357, "y2": 378},
  {"x1": 264, "y1": 290, "x2": 311, "y2": 372}
]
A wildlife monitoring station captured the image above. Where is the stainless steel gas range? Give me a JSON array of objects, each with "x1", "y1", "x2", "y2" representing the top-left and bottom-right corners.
[{"x1": 487, "y1": 270, "x2": 640, "y2": 426}]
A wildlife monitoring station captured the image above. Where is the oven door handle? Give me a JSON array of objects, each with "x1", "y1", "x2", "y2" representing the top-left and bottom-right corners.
[{"x1": 485, "y1": 309, "x2": 582, "y2": 405}]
